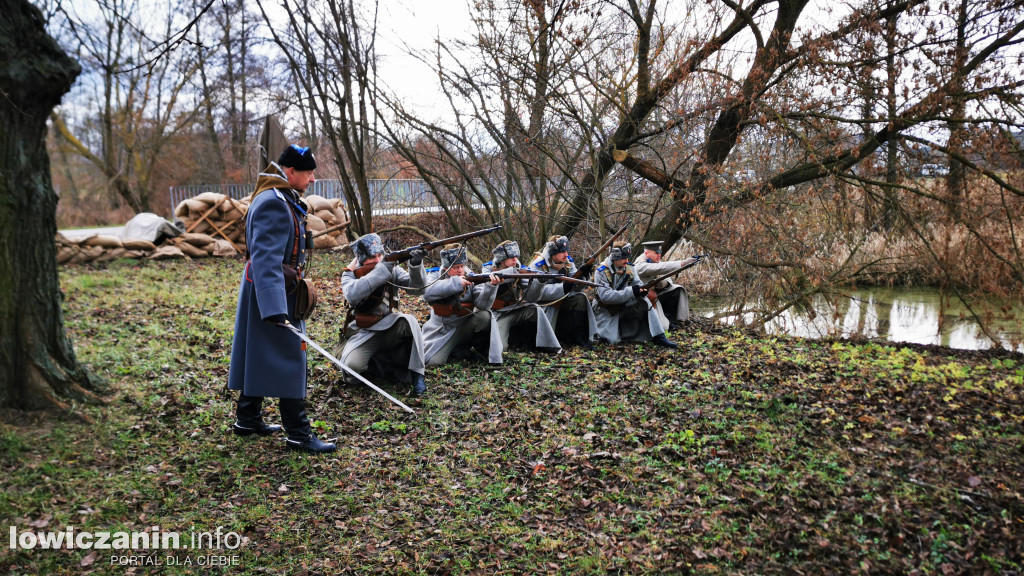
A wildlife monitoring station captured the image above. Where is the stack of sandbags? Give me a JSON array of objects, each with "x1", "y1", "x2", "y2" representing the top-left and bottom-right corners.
[
  {"x1": 162, "y1": 232, "x2": 240, "y2": 259},
  {"x1": 173, "y1": 192, "x2": 246, "y2": 246},
  {"x1": 55, "y1": 233, "x2": 152, "y2": 264},
  {"x1": 172, "y1": 191, "x2": 349, "y2": 252},
  {"x1": 304, "y1": 194, "x2": 349, "y2": 249}
]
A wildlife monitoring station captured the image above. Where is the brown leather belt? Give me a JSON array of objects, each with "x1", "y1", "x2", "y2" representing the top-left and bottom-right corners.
[{"x1": 354, "y1": 312, "x2": 385, "y2": 328}]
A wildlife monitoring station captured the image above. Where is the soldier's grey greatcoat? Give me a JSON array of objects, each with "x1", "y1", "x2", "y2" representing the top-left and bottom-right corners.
[
  {"x1": 479, "y1": 262, "x2": 561, "y2": 354},
  {"x1": 422, "y1": 269, "x2": 502, "y2": 364},
  {"x1": 592, "y1": 256, "x2": 666, "y2": 344},
  {"x1": 633, "y1": 253, "x2": 691, "y2": 329},
  {"x1": 228, "y1": 163, "x2": 308, "y2": 399},
  {"x1": 528, "y1": 250, "x2": 597, "y2": 344},
  {"x1": 338, "y1": 260, "x2": 426, "y2": 382}
]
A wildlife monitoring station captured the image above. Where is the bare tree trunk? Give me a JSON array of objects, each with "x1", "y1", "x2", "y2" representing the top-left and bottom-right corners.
[
  {"x1": 0, "y1": 0, "x2": 105, "y2": 411},
  {"x1": 946, "y1": 0, "x2": 970, "y2": 218},
  {"x1": 882, "y1": 1, "x2": 900, "y2": 231}
]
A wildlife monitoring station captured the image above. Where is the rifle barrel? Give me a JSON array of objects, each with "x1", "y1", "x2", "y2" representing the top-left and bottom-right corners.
[
  {"x1": 575, "y1": 220, "x2": 630, "y2": 278},
  {"x1": 384, "y1": 224, "x2": 503, "y2": 263},
  {"x1": 641, "y1": 254, "x2": 705, "y2": 289}
]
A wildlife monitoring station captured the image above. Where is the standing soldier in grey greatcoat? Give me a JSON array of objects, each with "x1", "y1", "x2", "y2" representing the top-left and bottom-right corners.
[
  {"x1": 527, "y1": 235, "x2": 597, "y2": 348},
  {"x1": 480, "y1": 240, "x2": 561, "y2": 356},
  {"x1": 227, "y1": 145, "x2": 335, "y2": 454},
  {"x1": 422, "y1": 244, "x2": 503, "y2": 365},
  {"x1": 633, "y1": 240, "x2": 692, "y2": 331},
  {"x1": 336, "y1": 233, "x2": 429, "y2": 395},
  {"x1": 593, "y1": 242, "x2": 678, "y2": 348}
]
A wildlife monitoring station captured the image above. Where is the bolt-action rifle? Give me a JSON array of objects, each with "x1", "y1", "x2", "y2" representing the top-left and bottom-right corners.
[
  {"x1": 464, "y1": 271, "x2": 598, "y2": 288},
  {"x1": 599, "y1": 255, "x2": 706, "y2": 313},
  {"x1": 351, "y1": 225, "x2": 502, "y2": 278},
  {"x1": 639, "y1": 254, "x2": 705, "y2": 290},
  {"x1": 573, "y1": 220, "x2": 631, "y2": 279}
]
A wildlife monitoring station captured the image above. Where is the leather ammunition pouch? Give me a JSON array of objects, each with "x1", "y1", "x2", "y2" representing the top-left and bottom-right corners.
[
  {"x1": 492, "y1": 298, "x2": 508, "y2": 311},
  {"x1": 354, "y1": 312, "x2": 385, "y2": 328},
  {"x1": 284, "y1": 264, "x2": 318, "y2": 321}
]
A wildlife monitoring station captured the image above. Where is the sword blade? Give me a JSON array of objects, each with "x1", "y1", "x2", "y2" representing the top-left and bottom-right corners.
[{"x1": 279, "y1": 322, "x2": 415, "y2": 414}]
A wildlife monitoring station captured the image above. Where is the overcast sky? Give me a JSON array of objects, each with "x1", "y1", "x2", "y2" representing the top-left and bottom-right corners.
[{"x1": 373, "y1": 0, "x2": 475, "y2": 116}]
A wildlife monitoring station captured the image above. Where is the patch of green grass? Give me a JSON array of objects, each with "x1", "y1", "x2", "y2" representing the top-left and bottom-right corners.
[{"x1": 1, "y1": 256, "x2": 1022, "y2": 574}]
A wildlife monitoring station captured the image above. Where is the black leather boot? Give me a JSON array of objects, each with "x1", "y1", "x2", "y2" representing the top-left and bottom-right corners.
[
  {"x1": 652, "y1": 333, "x2": 679, "y2": 349},
  {"x1": 279, "y1": 398, "x2": 336, "y2": 454},
  {"x1": 233, "y1": 394, "x2": 283, "y2": 437},
  {"x1": 411, "y1": 373, "x2": 426, "y2": 396},
  {"x1": 574, "y1": 313, "x2": 594, "y2": 349}
]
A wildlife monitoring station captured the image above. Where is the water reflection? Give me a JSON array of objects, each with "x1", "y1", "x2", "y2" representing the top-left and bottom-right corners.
[{"x1": 695, "y1": 287, "x2": 1024, "y2": 352}]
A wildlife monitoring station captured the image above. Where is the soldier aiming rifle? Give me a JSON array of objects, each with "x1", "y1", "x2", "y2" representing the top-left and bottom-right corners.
[{"x1": 336, "y1": 226, "x2": 501, "y2": 395}]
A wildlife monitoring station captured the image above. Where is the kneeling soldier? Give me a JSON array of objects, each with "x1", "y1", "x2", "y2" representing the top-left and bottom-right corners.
[
  {"x1": 422, "y1": 244, "x2": 503, "y2": 365},
  {"x1": 528, "y1": 235, "x2": 597, "y2": 348},
  {"x1": 634, "y1": 240, "x2": 692, "y2": 330},
  {"x1": 593, "y1": 241, "x2": 677, "y2": 348},
  {"x1": 337, "y1": 233, "x2": 429, "y2": 395},
  {"x1": 481, "y1": 240, "x2": 561, "y2": 357}
]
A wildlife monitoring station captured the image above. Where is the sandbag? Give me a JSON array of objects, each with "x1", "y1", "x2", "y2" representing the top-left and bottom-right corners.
[
  {"x1": 305, "y1": 214, "x2": 327, "y2": 232},
  {"x1": 193, "y1": 192, "x2": 226, "y2": 206},
  {"x1": 188, "y1": 220, "x2": 212, "y2": 234},
  {"x1": 82, "y1": 235, "x2": 122, "y2": 249},
  {"x1": 180, "y1": 232, "x2": 215, "y2": 247},
  {"x1": 317, "y1": 208, "x2": 343, "y2": 227},
  {"x1": 208, "y1": 239, "x2": 238, "y2": 257},
  {"x1": 96, "y1": 247, "x2": 129, "y2": 263},
  {"x1": 149, "y1": 245, "x2": 188, "y2": 260},
  {"x1": 176, "y1": 198, "x2": 208, "y2": 217},
  {"x1": 122, "y1": 239, "x2": 157, "y2": 251},
  {"x1": 314, "y1": 234, "x2": 338, "y2": 249},
  {"x1": 78, "y1": 245, "x2": 104, "y2": 262},
  {"x1": 57, "y1": 246, "x2": 76, "y2": 264},
  {"x1": 305, "y1": 194, "x2": 334, "y2": 212},
  {"x1": 177, "y1": 242, "x2": 209, "y2": 258},
  {"x1": 218, "y1": 198, "x2": 245, "y2": 221}
]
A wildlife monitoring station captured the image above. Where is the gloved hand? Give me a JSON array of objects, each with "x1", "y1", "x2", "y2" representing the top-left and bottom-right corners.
[
  {"x1": 631, "y1": 285, "x2": 647, "y2": 300},
  {"x1": 562, "y1": 279, "x2": 574, "y2": 294},
  {"x1": 265, "y1": 314, "x2": 288, "y2": 325},
  {"x1": 408, "y1": 249, "x2": 426, "y2": 267},
  {"x1": 577, "y1": 263, "x2": 594, "y2": 279}
]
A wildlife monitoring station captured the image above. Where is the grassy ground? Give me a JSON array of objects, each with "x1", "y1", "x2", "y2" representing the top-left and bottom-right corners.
[{"x1": 2, "y1": 254, "x2": 1023, "y2": 575}]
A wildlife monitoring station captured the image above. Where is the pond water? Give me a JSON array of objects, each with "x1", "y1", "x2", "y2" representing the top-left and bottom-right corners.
[{"x1": 693, "y1": 287, "x2": 1024, "y2": 352}]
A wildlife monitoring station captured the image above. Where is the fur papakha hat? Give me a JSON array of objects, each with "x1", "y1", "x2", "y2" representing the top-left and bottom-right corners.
[
  {"x1": 492, "y1": 240, "x2": 521, "y2": 263},
  {"x1": 610, "y1": 241, "x2": 632, "y2": 261},
  {"x1": 440, "y1": 243, "x2": 468, "y2": 268},
  {"x1": 353, "y1": 233, "x2": 384, "y2": 264}
]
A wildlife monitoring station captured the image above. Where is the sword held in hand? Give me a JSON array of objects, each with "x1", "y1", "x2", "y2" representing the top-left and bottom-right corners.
[{"x1": 275, "y1": 321, "x2": 415, "y2": 414}]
